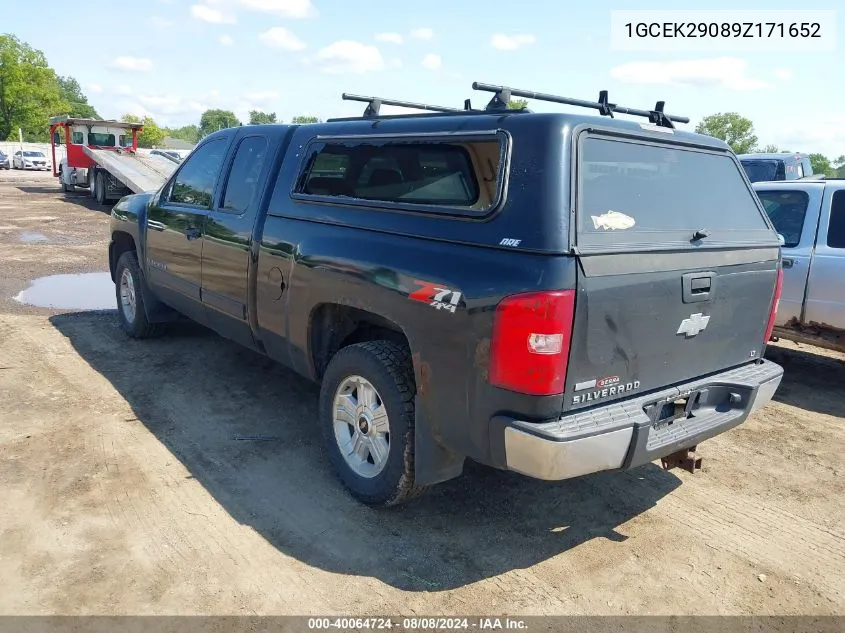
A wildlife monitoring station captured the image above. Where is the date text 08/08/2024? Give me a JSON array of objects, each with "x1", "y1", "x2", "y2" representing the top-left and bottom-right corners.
[{"x1": 307, "y1": 617, "x2": 528, "y2": 630}]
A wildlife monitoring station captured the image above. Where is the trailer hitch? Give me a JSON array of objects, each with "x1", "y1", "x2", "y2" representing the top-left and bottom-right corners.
[{"x1": 661, "y1": 446, "x2": 702, "y2": 474}]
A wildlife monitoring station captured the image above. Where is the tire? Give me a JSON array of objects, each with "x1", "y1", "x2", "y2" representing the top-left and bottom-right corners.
[
  {"x1": 95, "y1": 171, "x2": 107, "y2": 205},
  {"x1": 59, "y1": 167, "x2": 69, "y2": 193},
  {"x1": 319, "y1": 340, "x2": 425, "y2": 506},
  {"x1": 114, "y1": 251, "x2": 161, "y2": 339}
]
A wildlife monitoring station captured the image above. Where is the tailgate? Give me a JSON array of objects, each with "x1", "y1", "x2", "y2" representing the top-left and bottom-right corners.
[{"x1": 565, "y1": 132, "x2": 780, "y2": 412}]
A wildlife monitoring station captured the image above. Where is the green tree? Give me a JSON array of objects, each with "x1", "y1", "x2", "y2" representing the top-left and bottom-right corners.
[
  {"x1": 165, "y1": 124, "x2": 200, "y2": 144},
  {"x1": 0, "y1": 34, "x2": 66, "y2": 141},
  {"x1": 834, "y1": 155, "x2": 845, "y2": 178},
  {"x1": 291, "y1": 115, "x2": 320, "y2": 124},
  {"x1": 121, "y1": 113, "x2": 166, "y2": 148},
  {"x1": 57, "y1": 75, "x2": 99, "y2": 119},
  {"x1": 249, "y1": 110, "x2": 277, "y2": 124},
  {"x1": 809, "y1": 153, "x2": 834, "y2": 177},
  {"x1": 508, "y1": 98, "x2": 529, "y2": 110},
  {"x1": 200, "y1": 109, "x2": 240, "y2": 136},
  {"x1": 758, "y1": 144, "x2": 780, "y2": 153},
  {"x1": 694, "y1": 112, "x2": 758, "y2": 154}
]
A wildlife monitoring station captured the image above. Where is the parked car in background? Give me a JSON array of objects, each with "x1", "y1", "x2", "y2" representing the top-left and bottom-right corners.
[
  {"x1": 739, "y1": 152, "x2": 814, "y2": 183},
  {"x1": 149, "y1": 149, "x2": 183, "y2": 163},
  {"x1": 12, "y1": 150, "x2": 51, "y2": 171},
  {"x1": 754, "y1": 178, "x2": 845, "y2": 353},
  {"x1": 0, "y1": 150, "x2": 10, "y2": 170}
]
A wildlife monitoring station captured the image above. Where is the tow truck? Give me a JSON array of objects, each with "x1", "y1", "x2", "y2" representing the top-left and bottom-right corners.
[{"x1": 49, "y1": 116, "x2": 180, "y2": 205}]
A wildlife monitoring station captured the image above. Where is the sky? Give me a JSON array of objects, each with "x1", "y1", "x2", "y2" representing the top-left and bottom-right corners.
[{"x1": 5, "y1": 0, "x2": 843, "y2": 156}]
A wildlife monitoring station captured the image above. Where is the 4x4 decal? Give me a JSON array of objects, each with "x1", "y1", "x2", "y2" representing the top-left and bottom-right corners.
[{"x1": 409, "y1": 280, "x2": 463, "y2": 314}]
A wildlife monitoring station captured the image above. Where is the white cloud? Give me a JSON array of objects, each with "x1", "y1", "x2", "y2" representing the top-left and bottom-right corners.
[
  {"x1": 245, "y1": 91, "x2": 279, "y2": 102},
  {"x1": 774, "y1": 68, "x2": 794, "y2": 81},
  {"x1": 220, "y1": 34, "x2": 235, "y2": 46},
  {"x1": 376, "y1": 32, "x2": 403, "y2": 44},
  {"x1": 421, "y1": 54, "x2": 441, "y2": 70},
  {"x1": 117, "y1": 84, "x2": 133, "y2": 95},
  {"x1": 309, "y1": 40, "x2": 385, "y2": 75},
  {"x1": 109, "y1": 57, "x2": 153, "y2": 72},
  {"x1": 410, "y1": 28, "x2": 434, "y2": 40},
  {"x1": 149, "y1": 16, "x2": 175, "y2": 29},
  {"x1": 259, "y1": 26, "x2": 306, "y2": 50},
  {"x1": 764, "y1": 114, "x2": 845, "y2": 158},
  {"x1": 238, "y1": 0, "x2": 316, "y2": 17},
  {"x1": 86, "y1": 83, "x2": 103, "y2": 94},
  {"x1": 610, "y1": 57, "x2": 770, "y2": 91},
  {"x1": 190, "y1": 3, "x2": 235, "y2": 23},
  {"x1": 490, "y1": 34, "x2": 536, "y2": 50}
]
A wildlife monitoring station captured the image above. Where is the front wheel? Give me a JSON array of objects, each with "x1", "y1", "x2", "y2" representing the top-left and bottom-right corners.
[
  {"x1": 114, "y1": 251, "x2": 160, "y2": 339},
  {"x1": 319, "y1": 341, "x2": 425, "y2": 506}
]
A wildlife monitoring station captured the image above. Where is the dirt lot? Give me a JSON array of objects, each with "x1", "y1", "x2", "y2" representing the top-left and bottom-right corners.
[{"x1": 0, "y1": 171, "x2": 843, "y2": 616}]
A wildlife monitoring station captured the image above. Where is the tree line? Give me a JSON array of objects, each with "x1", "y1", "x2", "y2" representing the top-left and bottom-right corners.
[{"x1": 1, "y1": 34, "x2": 319, "y2": 148}]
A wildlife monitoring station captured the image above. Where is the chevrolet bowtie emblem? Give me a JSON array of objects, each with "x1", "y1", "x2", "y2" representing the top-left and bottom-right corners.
[{"x1": 677, "y1": 313, "x2": 711, "y2": 337}]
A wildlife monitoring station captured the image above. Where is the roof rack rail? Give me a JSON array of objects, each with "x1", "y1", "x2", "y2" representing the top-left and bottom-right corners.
[
  {"x1": 342, "y1": 93, "x2": 474, "y2": 118},
  {"x1": 471, "y1": 82, "x2": 690, "y2": 128}
]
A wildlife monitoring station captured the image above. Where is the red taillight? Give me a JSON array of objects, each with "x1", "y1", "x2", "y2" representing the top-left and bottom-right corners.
[
  {"x1": 488, "y1": 290, "x2": 576, "y2": 396},
  {"x1": 764, "y1": 267, "x2": 784, "y2": 343}
]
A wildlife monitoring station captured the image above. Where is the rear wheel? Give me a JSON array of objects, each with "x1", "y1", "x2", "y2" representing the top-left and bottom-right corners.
[
  {"x1": 319, "y1": 340, "x2": 425, "y2": 506},
  {"x1": 114, "y1": 251, "x2": 160, "y2": 339},
  {"x1": 95, "y1": 171, "x2": 107, "y2": 205},
  {"x1": 59, "y1": 167, "x2": 69, "y2": 193}
]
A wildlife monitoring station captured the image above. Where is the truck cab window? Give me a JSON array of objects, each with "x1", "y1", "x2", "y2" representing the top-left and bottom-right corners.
[
  {"x1": 167, "y1": 138, "x2": 228, "y2": 209},
  {"x1": 72, "y1": 131, "x2": 84, "y2": 145},
  {"x1": 89, "y1": 133, "x2": 116, "y2": 146},
  {"x1": 221, "y1": 136, "x2": 269, "y2": 214},
  {"x1": 827, "y1": 190, "x2": 845, "y2": 249},
  {"x1": 755, "y1": 190, "x2": 809, "y2": 247}
]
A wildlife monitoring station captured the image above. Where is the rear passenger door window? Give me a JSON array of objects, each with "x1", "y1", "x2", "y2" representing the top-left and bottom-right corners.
[
  {"x1": 827, "y1": 190, "x2": 845, "y2": 248},
  {"x1": 221, "y1": 136, "x2": 269, "y2": 214},
  {"x1": 166, "y1": 138, "x2": 228, "y2": 208},
  {"x1": 294, "y1": 134, "x2": 506, "y2": 215}
]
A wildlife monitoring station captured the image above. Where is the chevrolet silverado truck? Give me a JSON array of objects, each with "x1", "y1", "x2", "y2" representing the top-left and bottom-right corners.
[
  {"x1": 754, "y1": 178, "x2": 845, "y2": 353},
  {"x1": 108, "y1": 83, "x2": 785, "y2": 506}
]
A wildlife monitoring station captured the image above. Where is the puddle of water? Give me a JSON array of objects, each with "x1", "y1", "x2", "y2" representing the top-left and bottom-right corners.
[
  {"x1": 14, "y1": 272, "x2": 116, "y2": 310},
  {"x1": 19, "y1": 231, "x2": 49, "y2": 243}
]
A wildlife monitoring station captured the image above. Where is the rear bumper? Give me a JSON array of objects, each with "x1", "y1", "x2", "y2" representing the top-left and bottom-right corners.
[{"x1": 491, "y1": 359, "x2": 783, "y2": 481}]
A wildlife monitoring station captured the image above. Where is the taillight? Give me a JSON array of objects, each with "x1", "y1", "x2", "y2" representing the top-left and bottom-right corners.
[
  {"x1": 764, "y1": 267, "x2": 784, "y2": 343},
  {"x1": 488, "y1": 290, "x2": 576, "y2": 396}
]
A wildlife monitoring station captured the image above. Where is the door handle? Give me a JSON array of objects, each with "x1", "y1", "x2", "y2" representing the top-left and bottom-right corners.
[
  {"x1": 782, "y1": 258, "x2": 794, "y2": 269},
  {"x1": 184, "y1": 227, "x2": 201, "y2": 241},
  {"x1": 682, "y1": 271, "x2": 715, "y2": 303}
]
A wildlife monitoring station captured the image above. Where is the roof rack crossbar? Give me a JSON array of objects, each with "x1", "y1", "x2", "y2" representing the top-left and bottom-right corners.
[
  {"x1": 471, "y1": 82, "x2": 690, "y2": 128},
  {"x1": 342, "y1": 93, "x2": 466, "y2": 118}
]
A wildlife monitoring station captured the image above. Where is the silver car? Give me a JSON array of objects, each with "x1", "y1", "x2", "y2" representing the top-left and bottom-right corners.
[{"x1": 13, "y1": 150, "x2": 51, "y2": 170}]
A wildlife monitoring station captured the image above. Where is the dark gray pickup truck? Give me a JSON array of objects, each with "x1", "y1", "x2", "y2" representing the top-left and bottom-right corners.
[{"x1": 108, "y1": 83, "x2": 785, "y2": 506}]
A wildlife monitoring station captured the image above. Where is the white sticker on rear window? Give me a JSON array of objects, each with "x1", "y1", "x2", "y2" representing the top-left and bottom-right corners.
[{"x1": 591, "y1": 210, "x2": 636, "y2": 231}]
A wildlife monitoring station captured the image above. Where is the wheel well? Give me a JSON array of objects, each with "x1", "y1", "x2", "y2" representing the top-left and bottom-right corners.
[
  {"x1": 310, "y1": 304, "x2": 411, "y2": 379},
  {"x1": 109, "y1": 232, "x2": 136, "y2": 282}
]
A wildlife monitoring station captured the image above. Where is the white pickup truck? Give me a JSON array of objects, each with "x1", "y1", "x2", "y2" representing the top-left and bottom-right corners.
[{"x1": 754, "y1": 179, "x2": 845, "y2": 353}]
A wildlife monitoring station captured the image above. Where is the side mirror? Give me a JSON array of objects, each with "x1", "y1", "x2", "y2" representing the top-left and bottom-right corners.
[
  {"x1": 777, "y1": 233, "x2": 786, "y2": 247},
  {"x1": 53, "y1": 131, "x2": 63, "y2": 145}
]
